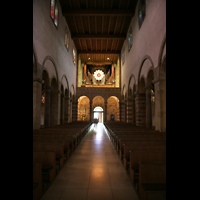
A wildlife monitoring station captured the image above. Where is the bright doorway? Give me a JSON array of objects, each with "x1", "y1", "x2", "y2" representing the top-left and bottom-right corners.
[{"x1": 93, "y1": 106, "x2": 104, "y2": 123}]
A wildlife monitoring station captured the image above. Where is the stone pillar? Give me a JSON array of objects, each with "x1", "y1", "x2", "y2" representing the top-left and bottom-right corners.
[
  {"x1": 120, "y1": 100, "x2": 125, "y2": 122},
  {"x1": 153, "y1": 77, "x2": 166, "y2": 132},
  {"x1": 69, "y1": 98, "x2": 72, "y2": 122},
  {"x1": 33, "y1": 78, "x2": 42, "y2": 130},
  {"x1": 50, "y1": 89, "x2": 59, "y2": 126},
  {"x1": 57, "y1": 90, "x2": 61, "y2": 125},
  {"x1": 72, "y1": 100, "x2": 78, "y2": 122},
  {"x1": 64, "y1": 96, "x2": 70, "y2": 123},
  {"x1": 44, "y1": 86, "x2": 51, "y2": 127},
  {"x1": 90, "y1": 102, "x2": 93, "y2": 121},
  {"x1": 135, "y1": 92, "x2": 146, "y2": 127},
  {"x1": 104, "y1": 102, "x2": 107, "y2": 122},
  {"x1": 125, "y1": 98, "x2": 127, "y2": 123},
  {"x1": 126, "y1": 97, "x2": 133, "y2": 123},
  {"x1": 132, "y1": 93, "x2": 136, "y2": 125},
  {"x1": 60, "y1": 93, "x2": 64, "y2": 124},
  {"x1": 145, "y1": 87, "x2": 152, "y2": 128}
]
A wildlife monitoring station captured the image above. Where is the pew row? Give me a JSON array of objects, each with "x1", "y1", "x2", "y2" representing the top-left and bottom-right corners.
[
  {"x1": 129, "y1": 151, "x2": 166, "y2": 189},
  {"x1": 139, "y1": 163, "x2": 166, "y2": 200},
  {"x1": 33, "y1": 151, "x2": 57, "y2": 193},
  {"x1": 33, "y1": 162, "x2": 42, "y2": 200},
  {"x1": 33, "y1": 143, "x2": 65, "y2": 173}
]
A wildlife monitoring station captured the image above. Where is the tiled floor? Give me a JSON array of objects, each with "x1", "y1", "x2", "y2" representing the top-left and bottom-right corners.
[{"x1": 41, "y1": 123, "x2": 139, "y2": 200}]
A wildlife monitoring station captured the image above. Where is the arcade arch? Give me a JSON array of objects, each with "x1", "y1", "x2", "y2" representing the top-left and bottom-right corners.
[
  {"x1": 77, "y1": 96, "x2": 90, "y2": 121},
  {"x1": 107, "y1": 96, "x2": 119, "y2": 121}
]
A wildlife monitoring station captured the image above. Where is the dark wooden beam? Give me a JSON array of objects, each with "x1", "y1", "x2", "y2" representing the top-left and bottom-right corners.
[
  {"x1": 71, "y1": 34, "x2": 126, "y2": 39},
  {"x1": 115, "y1": 40, "x2": 119, "y2": 51},
  {"x1": 88, "y1": 16, "x2": 91, "y2": 34},
  {"x1": 86, "y1": 0, "x2": 88, "y2": 9},
  {"x1": 77, "y1": 50, "x2": 120, "y2": 54},
  {"x1": 73, "y1": 17, "x2": 78, "y2": 34},
  {"x1": 63, "y1": 9, "x2": 134, "y2": 16},
  {"x1": 80, "y1": 16, "x2": 85, "y2": 34},
  {"x1": 79, "y1": 39, "x2": 83, "y2": 51},
  {"x1": 85, "y1": 39, "x2": 88, "y2": 51},
  {"x1": 120, "y1": 16, "x2": 126, "y2": 34},
  {"x1": 86, "y1": 61, "x2": 112, "y2": 65},
  {"x1": 108, "y1": 16, "x2": 111, "y2": 34},
  {"x1": 90, "y1": 39, "x2": 92, "y2": 51},
  {"x1": 114, "y1": 16, "x2": 118, "y2": 35},
  {"x1": 68, "y1": 0, "x2": 72, "y2": 9},
  {"x1": 102, "y1": 16, "x2": 104, "y2": 34}
]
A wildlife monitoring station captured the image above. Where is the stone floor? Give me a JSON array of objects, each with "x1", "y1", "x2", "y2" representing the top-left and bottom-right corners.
[{"x1": 41, "y1": 123, "x2": 139, "y2": 200}]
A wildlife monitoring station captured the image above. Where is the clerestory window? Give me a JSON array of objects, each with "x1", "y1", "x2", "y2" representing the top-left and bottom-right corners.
[{"x1": 50, "y1": 0, "x2": 58, "y2": 27}]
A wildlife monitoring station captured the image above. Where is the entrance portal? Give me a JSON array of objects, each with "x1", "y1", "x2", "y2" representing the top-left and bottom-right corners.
[{"x1": 93, "y1": 106, "x2": 104, "y2": 123}]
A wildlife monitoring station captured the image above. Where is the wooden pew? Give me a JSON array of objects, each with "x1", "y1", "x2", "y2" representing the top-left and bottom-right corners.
[
  {"x1": 33, "y1": 143, "x2": 65, "y2": 172},
  {"x1": 33, "y1": 134, "x2": 76, "y2": 151},
  {"x1": 33, "y1": 162, "x2": 42, "y2": 200},
  {"x1": 129, "y1": 151, "x2": 166, "y2": 188},
  {"x1": 138, "y1": 163, "x2": 166, "y2": 200},
  {"x1": 116, "y1": 133, "x2": 166, "y2": 150},
  {"x1": 33, "y1": 138, "x2": 70, "y2": 160},
  {"x1": 123, "y1": 144, "x2": 166, "y2": 170},
  {"x1": 118, "y1": 140, "x2": 166, "y2": 158},
  {"x1": 33, "y1": 151, "x2": 56, "y2": 192},
  {"x1": 113, "y1": 131, "x2": 161, "y2": 146}
]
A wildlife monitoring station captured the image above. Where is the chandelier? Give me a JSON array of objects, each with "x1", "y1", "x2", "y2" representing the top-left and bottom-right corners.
[{"x1": 93, "y1": 70, "x2": 104, "y2": 80}]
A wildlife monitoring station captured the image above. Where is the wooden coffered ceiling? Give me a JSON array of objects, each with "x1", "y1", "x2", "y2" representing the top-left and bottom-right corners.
[{"x1": 59, "y1": 0, "x2": 138, "y2": 64}]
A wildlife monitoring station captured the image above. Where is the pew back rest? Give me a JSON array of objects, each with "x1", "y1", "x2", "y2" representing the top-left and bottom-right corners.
[
  {"x1": 33, "y1": 143, "x2": 64, "y2": 157},
  {"x1": 124, "y1": 145, "x2": 166, "y2": 158},
  {"x1": 33, "y1": 151, "x2": 56, "y2": 168},
  {"x1": 130, "y1": 151, "x2": 166, "y2": 168},
  {"x1": 33, "y1": 162, "x2": 42, "y2": 200},
  {"x1": 139, "y1": 163, "x2": 166, "y2": 183}
]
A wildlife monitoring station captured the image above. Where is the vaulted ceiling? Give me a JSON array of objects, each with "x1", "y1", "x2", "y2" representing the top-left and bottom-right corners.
[{"x1": 59, "y1": 0, "x2": 138, "y2": 64}]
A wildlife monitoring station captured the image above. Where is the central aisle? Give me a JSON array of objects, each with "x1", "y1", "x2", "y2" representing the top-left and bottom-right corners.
[{"x1": 41, "y1": 123, "x2": 139, "y2": 200}]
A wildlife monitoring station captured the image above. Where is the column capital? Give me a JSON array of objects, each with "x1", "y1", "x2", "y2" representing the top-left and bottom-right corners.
[
  {"x1": 145, "y1": 86, "x2": 152, "y2": 92},
  {"x1": 45, "y1": 86, "x2": 51, "y2": 93},
  {"x1": 64, "y1": 96, "x2": 70, "y2": 100},
  {"x1": 33, "y1": 77, "x2": 43, "y2": 84},
  {"x1": 152, "y1": 76, "x2": 166, "y2": 84}
]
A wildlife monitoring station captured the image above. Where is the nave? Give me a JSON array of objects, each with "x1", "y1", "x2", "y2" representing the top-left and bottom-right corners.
[{"x1": 40, "y1": 123, "x2": 139, "y2": 200}]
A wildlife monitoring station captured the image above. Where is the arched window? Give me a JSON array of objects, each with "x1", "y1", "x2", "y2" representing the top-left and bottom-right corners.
[
  {"x1": 138, "y1": 0, "x2": 146, "y2": 29},
  {"x1": 50, "y1": 0, "x2": 58, "y2": 27},
  {"x1": 65, "y1": 28, "x2": 69, "y2": 50},
  {"x1": 151, "y1": 89, "x2": 155, "y2": 104},
  {"x1": 128, "y1": 26, "x2": 132, "y2": 52},
  {"x1": 73, "y1": 47, "x2": 76, "y2": 65},
  {"x1": 41, "y1": 90, "x2": 45, "y2": 104}
]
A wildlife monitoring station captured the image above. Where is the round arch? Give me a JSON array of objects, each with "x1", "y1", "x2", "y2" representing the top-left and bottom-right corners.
[
  {"x1": 121, "y1": 84, "x2": 126, "y2": 100},
  {"x1": 42, "y1": 56, "x2": 59, "y2": 90},
  {"x1": 137, "y1": 55, "x2": 154, "y2": 91},
  {"x1": 78, "y1": 96, "x2": 90, "y2": 121},
  {"x1": 128, "y1": 74, "x2": 136, "y2": 98},
  {"x1": 61, "y1": 74, "x2": 69, "y2": 98},
  {"x1": 92, "y1": 96, "x2": 105, "y2": 110},
  {"x1": 70, "y1": 84, "x2": 76, "y2": 101},
  {"x1": 107, "y1": 96, "x2": 119, "y2": 121},
  {"x1": 158, "y1": 33, "x2": 166, "y2": 73},
  {"x1": 33, "y1": 46, "x2": 37, "y2": 75}
]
